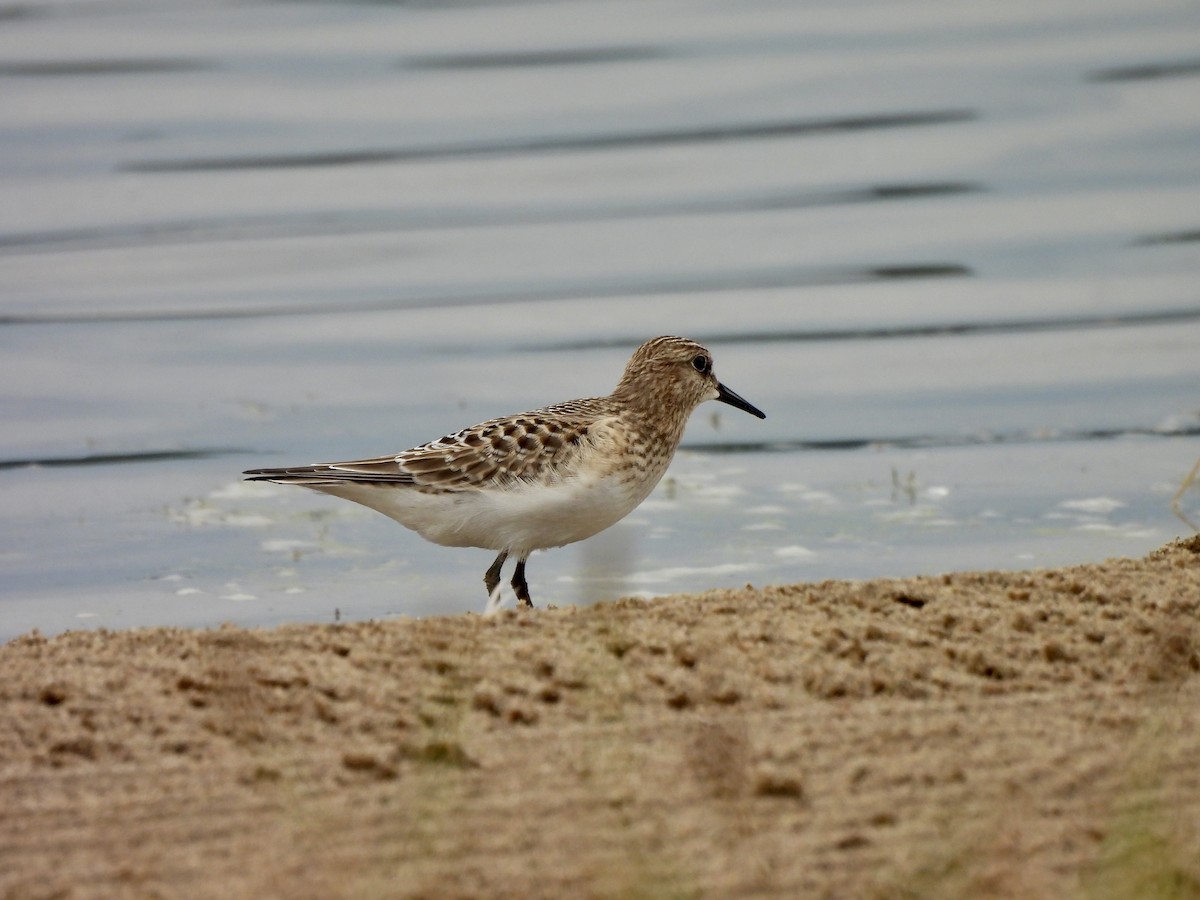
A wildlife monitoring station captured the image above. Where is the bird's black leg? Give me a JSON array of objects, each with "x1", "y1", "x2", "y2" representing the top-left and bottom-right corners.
[
  {"x1": 511, "y1": 556, "x2": 533, "y2": 608},
  {"x1": 484, "y1": 551, "x2": 508, "y2": 599}
]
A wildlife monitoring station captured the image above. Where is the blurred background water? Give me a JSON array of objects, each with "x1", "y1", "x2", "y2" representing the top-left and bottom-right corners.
[{"x1": 1, "y1": 0, "x2": 1198, "y2": 640}]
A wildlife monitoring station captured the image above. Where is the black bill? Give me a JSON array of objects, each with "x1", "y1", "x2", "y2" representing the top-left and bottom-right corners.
[{"x1": 716, "y1": 382, "x2": 766, "y2": 419}]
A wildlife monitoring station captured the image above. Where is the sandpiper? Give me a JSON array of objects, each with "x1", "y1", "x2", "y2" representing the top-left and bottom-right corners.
[{"x1": 244, "y1": 336, "x2": 765, "y2": 608}]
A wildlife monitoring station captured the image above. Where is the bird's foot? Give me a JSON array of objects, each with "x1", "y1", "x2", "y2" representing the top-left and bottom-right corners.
[{"x1": 483, "y1": 583, "x2": 506, "y2": 616}]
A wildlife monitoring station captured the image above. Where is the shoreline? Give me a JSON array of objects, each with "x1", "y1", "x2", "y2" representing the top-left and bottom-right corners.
[{"x1": 2, "y1": 537, "x2": 1198, "y2": 898}]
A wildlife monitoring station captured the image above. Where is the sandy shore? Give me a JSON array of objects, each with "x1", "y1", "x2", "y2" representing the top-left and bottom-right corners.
[{"x1": 2, "y1": 537, "x2": 1198, "y2": 899}]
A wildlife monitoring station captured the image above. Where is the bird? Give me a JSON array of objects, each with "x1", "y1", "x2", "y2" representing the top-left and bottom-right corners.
[{"x1": 243, "y1": 336, "x2": 765, "y2": 609}]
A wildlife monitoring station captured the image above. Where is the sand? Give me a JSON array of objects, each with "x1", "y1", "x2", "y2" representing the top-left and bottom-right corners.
[{"x1": 2, "y1": 537, "x2": 1198, "y2": 899}]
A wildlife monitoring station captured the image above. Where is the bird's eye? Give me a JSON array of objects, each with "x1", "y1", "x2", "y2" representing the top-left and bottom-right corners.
[{"x1": 691, "y1": 354, "x2": 710, "y2": 373}]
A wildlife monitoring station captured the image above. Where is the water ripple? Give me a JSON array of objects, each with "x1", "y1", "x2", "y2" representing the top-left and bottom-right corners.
[
  {"x1": 0, "y1": 262, "x2": 970, "y2": 325},
  {"x1": 535, "y1": 306, "x2": 1200, "y2": 352},
  {"x1": 0, "y1": 58, "x2": 211, "y2": 76},
  {"x1": 402, "y1": 46, "x2": 665, "y2": 69},
  {"x1": 1088, "y1": 58, "x2": 1200, "y2": 82},
  {"x1": 683, "y1": 423, "x2": 1200, "y2": 455},
  {"x1": 0, "y1": 448, "x2": 249, "y2": 471},
  {"x1": 121, "y1": 110, "x2": 975, "y2": 172},
  {"x1": 0, "y1": 182, "x2": 980, "y2": 256}
]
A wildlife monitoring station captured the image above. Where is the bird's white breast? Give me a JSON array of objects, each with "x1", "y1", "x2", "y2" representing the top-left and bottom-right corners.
[{"x1": 313, "y1": 467, "x2": 655, "y2": 555}]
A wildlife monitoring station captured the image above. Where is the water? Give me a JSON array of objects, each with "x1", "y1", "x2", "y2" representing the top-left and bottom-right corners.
[{"x1": 2, "y1": 0, "x2": 1198, "y2": 641}]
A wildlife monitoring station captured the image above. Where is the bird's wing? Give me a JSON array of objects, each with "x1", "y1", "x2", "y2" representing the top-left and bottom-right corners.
[
  {"x1": 243, "y1": 455, "x2": 421, "y2": 486},
  {"x1": 244, "y1": 400, "x2": 614, "y2": 492}
]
